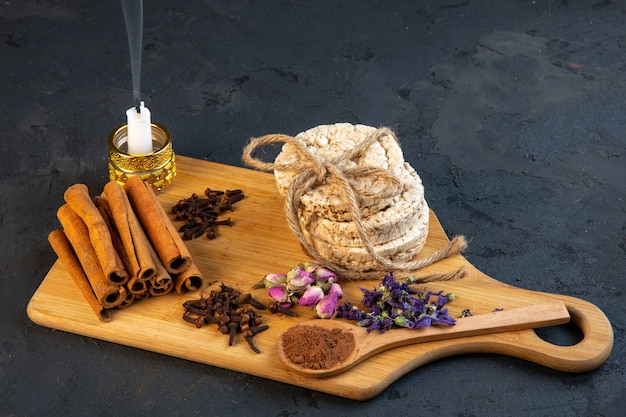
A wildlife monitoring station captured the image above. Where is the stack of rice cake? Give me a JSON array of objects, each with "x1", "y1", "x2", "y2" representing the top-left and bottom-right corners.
[{"x1": 274, "y1": 123, "x2": 429, "y2": 272}]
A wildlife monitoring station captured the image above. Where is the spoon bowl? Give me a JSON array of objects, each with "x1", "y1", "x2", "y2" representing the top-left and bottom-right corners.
[{"x1": 277, "y1": 301, "x2": 570, "y2": 378}]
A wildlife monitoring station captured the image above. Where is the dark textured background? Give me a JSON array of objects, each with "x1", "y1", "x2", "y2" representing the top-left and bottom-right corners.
[{"x1": 1, "y1": 1, "x2": 625, "y2": 416}]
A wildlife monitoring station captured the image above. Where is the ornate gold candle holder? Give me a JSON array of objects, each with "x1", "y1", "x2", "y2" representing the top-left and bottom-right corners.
[{"x1": 108, "y1": 123, "x2": 176, "y2": 193}]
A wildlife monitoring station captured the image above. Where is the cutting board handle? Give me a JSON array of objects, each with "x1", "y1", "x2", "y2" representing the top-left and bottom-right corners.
[{"x1": 467, "y1": 293, "x2": 614, "y2": 372}]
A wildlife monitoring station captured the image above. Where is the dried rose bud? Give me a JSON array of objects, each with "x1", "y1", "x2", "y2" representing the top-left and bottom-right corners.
[
  {"x1": 327, "y1": 282, "x2": 343, "y2": 299},
  {"x1": 263, "y1": 273, "x2": 287, "y2": 289},
  {"x1": 315, "y1": 293, "x2": 340, "y2": 319},
  {"x1": 313, "y1": 266, "x2": 337, "y2": 284},
  {"x1": 298, "y1": 285, "x2": 325, "y2": 307},
  {"x1": 303, "y1": 260, "x2": 337, "y2": 284},
  {"x1": 268, "y1": 286, "x2": 291, "y2": 306},
  {"x1": 303, "y1": 260, "x2": 322, "y2": 271},
  {"x1": 286, "y1": 268, "x2": 315, "y2": 292}
]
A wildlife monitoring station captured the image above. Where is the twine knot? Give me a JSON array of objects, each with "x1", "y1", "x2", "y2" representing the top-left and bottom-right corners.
[{"x1": 242, "y1": 127, "x2": 468, "y2": 282}]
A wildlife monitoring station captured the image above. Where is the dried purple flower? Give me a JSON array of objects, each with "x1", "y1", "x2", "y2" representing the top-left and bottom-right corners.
[{"x1": 336, "y1": 272, "x2": 456, "y2": 332}]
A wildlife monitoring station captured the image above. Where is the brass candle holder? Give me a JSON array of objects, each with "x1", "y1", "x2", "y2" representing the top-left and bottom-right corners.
[{"x1": 108, "y1": 123, "x2": 176, "y2": 193}]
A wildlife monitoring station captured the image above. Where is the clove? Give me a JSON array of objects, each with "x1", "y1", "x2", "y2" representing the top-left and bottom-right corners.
[
  {"x1": 182, "y1": 313, "x2": 205, "y2": 329},
  {"x1": 241, "y1": 293, "x2": 266, "y2": 310},
  {"x1": 228, "y1": 322, "x2": 239, "y2": 346},
  {"x1": 172, "y1": 187, "x2": 244, "y2": 240},
  {"x1": 244, "y1": 334, "x2": 261, "y2": 354},
  {"x1": 267, "y1": 301, "x2": 298, "y2": 317},
  {"x1": 182, "y1": 283, "x2": 267, "y2": 353}
]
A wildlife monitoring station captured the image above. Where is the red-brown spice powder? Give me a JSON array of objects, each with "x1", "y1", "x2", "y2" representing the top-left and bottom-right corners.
[{"x1": 281, "y1": 325, "x2": 355, "y2": 370}]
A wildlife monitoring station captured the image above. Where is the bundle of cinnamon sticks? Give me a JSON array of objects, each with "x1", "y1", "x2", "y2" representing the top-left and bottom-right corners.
[{"x1": 48, "y1": 176, "x2": 207, "y2": 322}]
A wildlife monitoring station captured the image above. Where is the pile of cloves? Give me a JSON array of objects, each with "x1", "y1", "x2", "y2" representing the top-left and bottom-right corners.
[
  {"x1": 172, "y1": 187, "x2": 244, "y2": 240},
  {"x1": 182, "y1": 283, "x2": 268, "y2": 353}
]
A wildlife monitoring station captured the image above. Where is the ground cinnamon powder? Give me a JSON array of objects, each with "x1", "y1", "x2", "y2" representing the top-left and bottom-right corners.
[{"x1": 281, "y1": 325, "x2": 355, "y2": 370}]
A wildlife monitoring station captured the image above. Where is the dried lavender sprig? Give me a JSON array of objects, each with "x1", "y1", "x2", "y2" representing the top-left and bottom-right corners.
[{"x1": 336, "y1": 272, "x2": 456, "y2": 333}]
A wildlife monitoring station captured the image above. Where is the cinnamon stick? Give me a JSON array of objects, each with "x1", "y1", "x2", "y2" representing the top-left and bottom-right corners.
[
  {"x1": 93, "y1": 196, "x2": 134, "y2": 281},
  {"x1": 147, "y1": 244, "x2": 173, "y2": 290},
  {"x1": 126, "y1": 276, "x2": 147, "y2": 294},
  {"x1": 148, "y1": 279, "x2": 175, "y2": 296},
  {"x1": 47, "y1": 229, "x2": 112, "y2": 322},
  {"x1": 134, "y1": 291, "x2": 150, "y2": 300},
  {"x1": 124, "y1": 176, "x2": 192, "y2": 274},
  {"x1": 117, "y1": 291, "x2": 136, "y2": 309},
  {"x1": 126, "y1": 200, "x2": 174, "y2": 291},
  {"x1": 174, "y1": 260, "x2": 207, "y2": 293},
  {"x1": 56, "y1": 204, "x2": 126, "y2": 309},
  {"x1": 101, "y1": 181, "x2": 157, "y2": 281},
  {"x1": 63, "y1": 184, "x2": 128, "y2": 285}
]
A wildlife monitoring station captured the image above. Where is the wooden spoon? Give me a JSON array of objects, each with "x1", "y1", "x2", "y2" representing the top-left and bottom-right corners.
[{"x1": 277, "y1": 300, "x2": 570, "y2": 378}]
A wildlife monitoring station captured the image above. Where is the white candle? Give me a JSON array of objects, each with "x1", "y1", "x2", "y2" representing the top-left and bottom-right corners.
[{"x1": 126, "y1": 101, "x2": 153, "y2": 154}]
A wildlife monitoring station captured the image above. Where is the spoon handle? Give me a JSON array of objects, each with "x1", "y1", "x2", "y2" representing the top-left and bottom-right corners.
[{"x1": 371, "y1": 300, "x2": 571, "y2": 351}]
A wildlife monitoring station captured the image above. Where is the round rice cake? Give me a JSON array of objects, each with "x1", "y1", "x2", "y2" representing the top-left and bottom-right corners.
[
  {"x1": 300, "y1": 162, "x2": 426, "y2": 247},
  {"x1": 274, "y1": 123, "x2": 406, "y2": 221},
  {"x1": 301, "y1": 200, "x2": 430, "y2": 272}
]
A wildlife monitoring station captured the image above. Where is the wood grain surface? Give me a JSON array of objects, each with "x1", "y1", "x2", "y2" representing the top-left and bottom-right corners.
[{"x1": 27, "y1": 156, "x2": 614, "y2": 401}]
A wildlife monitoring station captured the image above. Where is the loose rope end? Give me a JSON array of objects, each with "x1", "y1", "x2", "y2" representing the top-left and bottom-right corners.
[
  {"x1": 448, "y1": 235, "x2": 468, "y2": 254},
  {"x1": 405, "y1": 265, "x2": 469, "y2": 284}
]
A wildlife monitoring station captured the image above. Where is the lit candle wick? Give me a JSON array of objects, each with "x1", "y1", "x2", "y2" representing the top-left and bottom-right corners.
[{"x1": 126, "y1": 101, "x2": 152, "y2": 155}]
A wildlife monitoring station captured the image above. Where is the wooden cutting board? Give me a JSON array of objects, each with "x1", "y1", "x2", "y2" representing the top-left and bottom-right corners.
[{"x1": 27, "y1": 155, "x2": 614, "y2": 401}]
